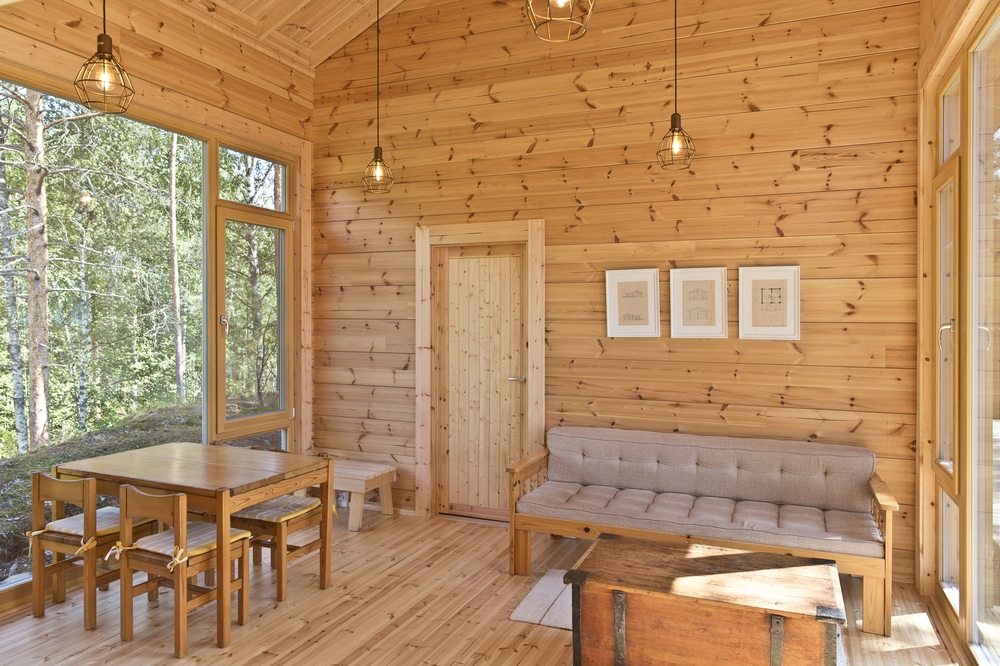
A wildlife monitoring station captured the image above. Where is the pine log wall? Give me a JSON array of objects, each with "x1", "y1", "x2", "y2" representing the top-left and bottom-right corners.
[{"x1": 311, "y1": 0, "x2": 919, "y2": 581}]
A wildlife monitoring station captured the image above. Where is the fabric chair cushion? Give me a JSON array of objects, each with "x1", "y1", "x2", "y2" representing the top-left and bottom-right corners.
[
  {"x1": 232, "y1": 495, "x2": 320, "y2": 523},
  {"x1": 134, "y1": 522, "x2": 251, "y2": 559},
  {"x1": 517, "y1": 480, "x2": 884, "y2": 559},
  {"x1": 45, "y1": 506, "x2": 136, "y2": 537}
]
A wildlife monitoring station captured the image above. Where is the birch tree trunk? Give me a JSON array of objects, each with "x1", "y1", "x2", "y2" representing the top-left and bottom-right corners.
[
  {"x1": 0, "y1": 121, "x2": 28, "y2": 453},
  {"x1": 74, "y1": 197, "x2": 93, "y2": 432},
  {"x1": 168, "y1": 133, "x2": 185, "y2": 403},
  {"x1": 24, "y1": 89, "x2": 50, "y2": 451}
]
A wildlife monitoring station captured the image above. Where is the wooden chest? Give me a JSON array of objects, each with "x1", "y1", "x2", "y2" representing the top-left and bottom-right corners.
[{"x1": 564, "y1": 536, "x2": 846, "y2": 665}]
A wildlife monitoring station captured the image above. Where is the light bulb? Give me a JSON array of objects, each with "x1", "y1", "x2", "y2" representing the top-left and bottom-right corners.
[
  {"x1": 373, "y1": 162, "x2": 384, "y2": 181},
  {"x1": 550, "y1": 0, "x2": 571, "y2": 8},
  {"x1": 98, "y1": 65, "x2": 112, "y2": 92},
  {"x1": 671, "y1": 132, "x2": 683, "y2": 155}
]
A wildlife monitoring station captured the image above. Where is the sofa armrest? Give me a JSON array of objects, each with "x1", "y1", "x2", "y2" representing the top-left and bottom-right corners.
[
  {"x1": 507, "y1": 449, "x2": 549, "y2": 483},
  {"x1": 869, "y1": 473, "x2": 899, "y2": 512},
  {"x1": 508, "y1": 449, "x2": 548, "y2": 520}
]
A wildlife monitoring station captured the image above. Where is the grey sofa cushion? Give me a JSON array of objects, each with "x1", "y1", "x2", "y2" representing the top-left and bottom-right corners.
[
  {"x1": 518, "y1": 481, "x2": 884, "y2": 558},
  {"x1": 546, "y1": 426, "x2": 876, "y2": 514}
]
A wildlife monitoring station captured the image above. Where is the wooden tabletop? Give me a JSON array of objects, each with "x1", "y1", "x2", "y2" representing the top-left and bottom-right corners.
[
  {"x1": 56, "y1": 442, "x2": 328, "y2": 498},
  {"x1": 566, "y1": 535, "x2": 846, "y2": 624}
]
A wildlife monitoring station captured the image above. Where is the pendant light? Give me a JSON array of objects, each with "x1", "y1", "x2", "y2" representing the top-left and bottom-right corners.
[
  {"x1": 74, "y1": 0, "x2": 134, "y2": 114},
  {"x1": 526, "y1": 0, "x2": 594, "y2": 43},
  {"x1": 656, "y1": 0, "x2": 695, "y2": 170},
  {"x1": 363, "y1": 0, "x2": 394, "y2": 193}
]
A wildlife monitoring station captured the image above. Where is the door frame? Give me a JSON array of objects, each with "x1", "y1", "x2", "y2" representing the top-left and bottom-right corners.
[{"x1": 415, "y1": 220, "x2": 545, "y2": 517}]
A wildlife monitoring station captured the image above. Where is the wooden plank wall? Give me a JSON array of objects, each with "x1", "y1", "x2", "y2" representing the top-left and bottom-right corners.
[{"x1": 311, "y1": 0, "x2": 919, "y2": 581}]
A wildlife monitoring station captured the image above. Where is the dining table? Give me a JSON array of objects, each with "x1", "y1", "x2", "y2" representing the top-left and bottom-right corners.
[{"x1": 54, "y1": 442, "x2": 334, "y2": 648}]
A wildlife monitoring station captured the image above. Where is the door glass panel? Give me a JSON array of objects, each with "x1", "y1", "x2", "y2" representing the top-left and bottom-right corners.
[
  {"x1": 940, "y1": 490, "x2": 961, "y2": 613},
  {"x1": 224, "y1": 218, "x2": 285, "y2": 421},
  {"x1": 972, "y1": 19, "x2": 1000, "y2": 659},
  {"x1": 937, "y1": 176, "x2": 957, "y2": 472},
  {"x1": 941, "y1": 75, "x2": 961, "y2": 163}
]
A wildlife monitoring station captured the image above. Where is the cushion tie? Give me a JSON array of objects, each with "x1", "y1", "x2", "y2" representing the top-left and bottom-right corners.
[
  {"x1": 24, "y1": 528, "x2": 50, "y2": 555},
  {"x1": 166, "y1": 547, "x2": 188, "y2": 572},
  {"x1": 105, "y1": 541, "x2": 137, "y2": 561},
  {"x1": 74, "y1": 536, "x2": 96, "y2": 556}
]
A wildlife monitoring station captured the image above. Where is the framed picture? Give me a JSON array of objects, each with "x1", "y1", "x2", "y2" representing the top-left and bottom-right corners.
[
  {"x1": 738, "y1": 265, "x2": 800, "y2": 340},
  {"x1": 669, "y1": 267, "x2": 728, "y2": 339},
  {"x1": 605, "y1": 268, "x2": 660, "y2": 338}
]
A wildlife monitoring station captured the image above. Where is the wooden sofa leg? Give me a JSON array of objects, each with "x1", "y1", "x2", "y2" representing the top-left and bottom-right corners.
[
  {"x1": 510, "y1": 526, "x2": 531, "y2": 576},
  {"x1": 862, "y1": 576, "x2": 890, "y2": 636}
]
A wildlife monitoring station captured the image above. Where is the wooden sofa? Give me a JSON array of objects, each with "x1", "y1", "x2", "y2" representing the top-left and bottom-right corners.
[{"x1": 507, "y1": 426, "x2": 898, "y2": 636}]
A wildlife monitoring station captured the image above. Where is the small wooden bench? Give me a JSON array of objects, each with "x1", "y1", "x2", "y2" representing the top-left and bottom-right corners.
[{"x1": 333, "y1": 461, "x2": 397, "y2": 531}]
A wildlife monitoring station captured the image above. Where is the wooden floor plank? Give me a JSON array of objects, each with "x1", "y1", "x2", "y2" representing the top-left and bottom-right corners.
[{"x1": 0, "y1": 514, "x2": 962, "y2": 665}]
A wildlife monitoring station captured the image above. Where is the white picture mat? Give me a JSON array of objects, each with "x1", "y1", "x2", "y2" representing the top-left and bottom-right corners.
[
  {"x1": 738, "y1": 265, "x2": 800, "y2": 340},
  {"x1": 669, "y1": 267, "x2": 728, "y2": 339},
  {"x1": 605, "y1": 268, "x2": 660, "y2": 338}
]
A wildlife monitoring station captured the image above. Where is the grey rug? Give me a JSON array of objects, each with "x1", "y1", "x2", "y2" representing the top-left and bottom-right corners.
[{"x1": 509, "y1": 569, "x2": 572, "y2": 630}]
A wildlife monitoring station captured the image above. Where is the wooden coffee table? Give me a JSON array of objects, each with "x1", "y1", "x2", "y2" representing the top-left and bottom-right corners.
[{"x1": 564, "y1": 535, "x2": 846, "y2": 665}]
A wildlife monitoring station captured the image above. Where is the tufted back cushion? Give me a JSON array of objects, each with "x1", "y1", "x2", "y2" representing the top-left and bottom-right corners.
[{"x1": 546, "y1": 427, "x2": 876, "y2": 513}]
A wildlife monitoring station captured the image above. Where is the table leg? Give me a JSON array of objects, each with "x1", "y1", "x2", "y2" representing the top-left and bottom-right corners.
[
  {"x1": 215, "y1": 490, "x2": 232, "y2": 648},
  {"x1": 320, "y1": 461, "x2": 333, "y2": 590}
]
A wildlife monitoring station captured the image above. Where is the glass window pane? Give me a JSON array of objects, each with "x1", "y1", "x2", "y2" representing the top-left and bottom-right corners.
[
  {"x1": 940, "y1": 490, "x2": 961, "y2": 613},
  {"x1": 937, "y1": 178, "x2": 956, "y2": 470},
  {"x1": 941, "y1": 75, "x2": 961, "y2": 162},
  {"x1": 220, "y1": 428, "x2": 287, "y2": 451},
  {"x1": 972, "y1": 19, "x2": 1000, "y2": 659},
  {"x1": 224, "y1": 218, "x2": 285, "y2": 421},
  {"x1": 218, "y1": 146, "x2": 286, "y2": 212}
]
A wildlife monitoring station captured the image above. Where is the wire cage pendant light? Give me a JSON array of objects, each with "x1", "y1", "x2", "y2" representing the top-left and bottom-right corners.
[
  {"x1": 74, "y1": 0, "x2": 134, "y2": 114},
  {"x1": 656, "y1": 0, "x2": 694, "y2": 170},
  {"x1": 363, "y1": 0, "x2": 394, "y2": 193},
  {"x1": 526, "y1": 0, "x2": 594, "y2": 43}
]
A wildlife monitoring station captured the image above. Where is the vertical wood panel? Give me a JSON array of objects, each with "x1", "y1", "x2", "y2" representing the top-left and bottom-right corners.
[{"x1": 312, "y1": 0, "x2": 919, "y2": 580}]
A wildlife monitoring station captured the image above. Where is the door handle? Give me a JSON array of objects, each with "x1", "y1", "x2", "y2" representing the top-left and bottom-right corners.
[
  {"x1": 220, "y1": 314, "x2": 230, "y2": 336},
  {"x1": 978, "y1": 324, "x2": 993, "y2": 352},
  {"x1": 938, "y1": 320, "x2": 954, "y2": 352},
  {"x1": 506, "y1": 376, "x2": 527, "y2": 383}
]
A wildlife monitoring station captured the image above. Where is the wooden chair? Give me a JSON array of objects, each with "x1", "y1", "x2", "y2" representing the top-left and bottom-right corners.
[
  {"x1": 230, "y1": 492, "x2": 327, "y2": 601},
  {"x1": 115, "y1": 484, "x2": 251, "y2": 658},
  {"x1": 28, "y1": 471, "x2": 155, "y2": 630}
]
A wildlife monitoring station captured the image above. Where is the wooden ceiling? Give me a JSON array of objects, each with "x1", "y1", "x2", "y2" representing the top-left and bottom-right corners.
[{"x1": 173, "y1": 0, "x2": 405, "y2": 70}]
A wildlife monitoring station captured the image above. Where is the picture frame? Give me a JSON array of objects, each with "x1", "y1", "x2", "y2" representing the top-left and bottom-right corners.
[
  {"x1": 669, "y1": 267, "x2": 728, "y2": 339},
  {"x1": 738, "y1": 265, "x2": 800, "y2": 340},
  {"x1": 605, "y1": 268, "x2": 660, "y2": 338}
]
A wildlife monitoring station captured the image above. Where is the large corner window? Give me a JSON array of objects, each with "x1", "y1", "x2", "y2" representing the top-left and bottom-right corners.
[{"x1": 0, "y1": 81, "x2": 204, "y2": 588}]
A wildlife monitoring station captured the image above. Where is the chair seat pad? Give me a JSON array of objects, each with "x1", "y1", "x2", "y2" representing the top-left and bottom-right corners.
[
  {"x1": 232, "y1": 495, "x2": 321, "y2": 523},
  {"x1": 134, "y1": 522, "x2": 251, "y2": 559},
  {"x1": 45, "y1": 506, "x2": 153, "y2": 538}
]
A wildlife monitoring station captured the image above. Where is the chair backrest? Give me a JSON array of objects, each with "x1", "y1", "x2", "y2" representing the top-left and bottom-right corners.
[
  {"x1": 31, "y1": 472, "x2": 96, "y2": 534},
  {"x1": 119, "y1": 484, "x2": 187, "y2": 549}
]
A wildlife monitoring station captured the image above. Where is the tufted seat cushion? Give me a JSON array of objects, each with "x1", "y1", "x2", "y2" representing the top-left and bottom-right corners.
[
  {"x1": 45, "y1": 507, "x2": 155, "y2": 538},
  {"x1": 517, "y1": 481, "x2": 884, "y2": 558}
]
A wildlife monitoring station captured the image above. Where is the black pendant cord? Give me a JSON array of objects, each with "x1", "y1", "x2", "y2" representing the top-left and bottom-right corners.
[
  {"x1": 103, "y1": 0, "x2": 107, "y2": 35},
  {"x1": 375, "y1": 0, "x2": 381, "y2": 150},
  {"x1": 673, "y1": 0, "x2": 678, "y2": 114}
]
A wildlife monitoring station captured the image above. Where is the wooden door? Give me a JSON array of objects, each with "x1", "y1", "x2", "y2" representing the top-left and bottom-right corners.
[{"x1": 433, "y1": 244, "x2": 526, "y2": 520}]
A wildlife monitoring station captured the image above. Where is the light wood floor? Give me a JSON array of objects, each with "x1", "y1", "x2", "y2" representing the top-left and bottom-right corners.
[{"x1": 0, "y1": 513, "x2": 963, "y2": 665}]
